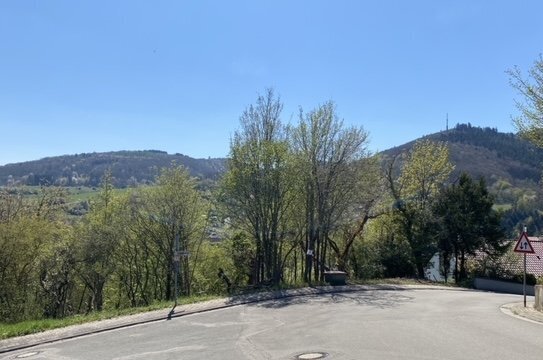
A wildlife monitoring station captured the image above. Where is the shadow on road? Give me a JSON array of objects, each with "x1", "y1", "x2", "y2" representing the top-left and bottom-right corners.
[{"x1": 244, "y1": 289, "x2": 414, "y2": 310}]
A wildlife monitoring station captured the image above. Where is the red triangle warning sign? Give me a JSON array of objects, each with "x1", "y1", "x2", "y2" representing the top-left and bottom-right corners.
[{"x1": 514, "y1": 232, "x2": 535, "y2": 254}]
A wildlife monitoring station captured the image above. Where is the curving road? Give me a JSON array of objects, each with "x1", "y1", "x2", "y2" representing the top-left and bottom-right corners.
[{"x1": 2, "y1": 289, "x2": 542, "y2": 360}]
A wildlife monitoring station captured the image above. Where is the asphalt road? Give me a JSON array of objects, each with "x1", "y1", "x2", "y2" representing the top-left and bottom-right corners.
[{"x1": 2, "y1": 289, "x2": 542, "y2": 360}]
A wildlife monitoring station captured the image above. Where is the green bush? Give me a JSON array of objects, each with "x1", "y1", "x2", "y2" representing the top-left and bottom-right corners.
[{"x1": 497, "y1": 273, "x2": 536, "y2": 285}]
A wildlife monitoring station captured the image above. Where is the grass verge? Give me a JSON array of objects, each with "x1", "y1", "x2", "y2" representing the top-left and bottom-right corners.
[
  {"x1": 0, "y1": 278, "x2": 454, "y2": 340},
  {"x1": 0, "y1": 294, "x2": 218, "y2": 340}
]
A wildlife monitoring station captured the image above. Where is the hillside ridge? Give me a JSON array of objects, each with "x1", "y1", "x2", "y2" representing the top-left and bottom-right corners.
[
  {"x1": 0, "y1": 150, "x2": 227, "y2": 187},
  {"x1": 1, "y1": 124, "x2": 542, "y2": 188},
  {"x1": 382, "y1": 123, "x2": 543, "y2": 187}
]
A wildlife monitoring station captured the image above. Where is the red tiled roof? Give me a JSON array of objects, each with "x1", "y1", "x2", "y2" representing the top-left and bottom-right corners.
[{"x1": 508, "y1": 237, "x2": 543, "y2": 277}]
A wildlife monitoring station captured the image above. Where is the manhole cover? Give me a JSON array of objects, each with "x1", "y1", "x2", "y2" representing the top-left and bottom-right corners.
[{"x1": 295, "y1": 352, "x2": 328, "y2": 359}]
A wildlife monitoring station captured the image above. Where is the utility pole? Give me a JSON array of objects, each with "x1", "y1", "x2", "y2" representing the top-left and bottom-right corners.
[
  {"x1": 168, "y1": 231, "x2": 180, "y2": 319},
  {"x1": 174, "y1": 231, "x2": 180, "y2": 306}
]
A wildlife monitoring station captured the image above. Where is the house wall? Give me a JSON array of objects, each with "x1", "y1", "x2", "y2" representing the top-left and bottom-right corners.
[{"x1": 425, "y1": 253, "x2": 455, "y2": 282}]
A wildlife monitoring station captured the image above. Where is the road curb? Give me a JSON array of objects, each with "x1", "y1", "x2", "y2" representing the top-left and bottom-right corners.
[
  {"x1": 500, "y1": 302, "x2": 543, "y2": 325},
  {"x1": 0, "y1": 284, "x2": 465, "y2": 354}
]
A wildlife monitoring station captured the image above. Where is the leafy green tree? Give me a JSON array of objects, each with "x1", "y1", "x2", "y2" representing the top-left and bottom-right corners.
[
  {"x1": 141, "y1": 166, "x2": 208, "y2": 298},
  {"x1": 387, "y1": 139, "x2": 454, "y2": 277},
  {"x1": 33, "y1": 187, "x2": 74, "y2": 319},
  {"x1": 0, "y1": 186, "x2": 71, "y2": 322},
  {"x1": 508, "y1": 55, "x2": 543, "y2": 146},
  {"x1": 106, "y1": 191, "x2": 153, "y2": 308},
  {"x1": 222, "y1": 89, "x2": 294, "y2": 285},
  {"x1": 0, "y1": 187, "x2": 26, "y2": 222},
  {"x1": 190, "y1": 240, "x2": 234, "y2": 295},
  {"x1": 0, "y1": 217, "x2": 48, "y2": 321},
  {"x1": 501, "y1": 207, "x2": 543, "y2": 238},
  {"x1": 227, "y1": 232, "x2": 256, "y2": 286},
  {"x1": 363, "y1": 212, "x2": 415, "y2": 278},
  {"x1": 38, "y1": 230, "x2": 76, "y2": 318},
  {"x1": 76, "y1": 171, "x2": 123, "y2": 312},
  {"x1": 327, "y1": 156, "x2": 385, "y2": 273},
  {"x1": 434, "y1": 173, "x2": 507, "y2": 282},
  {"x1": 292, "y1": 101, "x2": 373, "y2": 282}
]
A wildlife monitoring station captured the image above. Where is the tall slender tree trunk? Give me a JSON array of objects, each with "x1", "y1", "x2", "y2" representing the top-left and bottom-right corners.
[
  {"x1": 459, "y1": 250, "x2": 466, "y2": 281},
  {"x1": 454, "y1": 248, "x2": 459, "y2": 283}
]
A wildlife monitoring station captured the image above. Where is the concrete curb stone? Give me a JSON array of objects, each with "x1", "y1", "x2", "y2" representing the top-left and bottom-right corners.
[
  {"x1": 0, "y1": 284, "x2": 395, "y2": 354},
  {"x1": 500, "y1": 301, "x2": 543, "y2": 324},
  {"x1": 0, "y1": 284, "x2": 535, "y2": 355}
]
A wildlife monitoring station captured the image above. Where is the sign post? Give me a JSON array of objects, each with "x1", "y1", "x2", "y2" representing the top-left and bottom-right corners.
[
  {"x1": 524, "y1": 254, "x2": 526, "y2": 307},
  {"x1": 513, "y1": 229, "x2": 535, "y2": 307},
  {"x1": 168, "y1": 232, "x2": 180, "y2": 320}
]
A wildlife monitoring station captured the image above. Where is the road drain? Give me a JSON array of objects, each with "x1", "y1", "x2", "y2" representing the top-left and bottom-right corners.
[{"x1": 295, "y1": 352, "x2": 328, "y2": 359}]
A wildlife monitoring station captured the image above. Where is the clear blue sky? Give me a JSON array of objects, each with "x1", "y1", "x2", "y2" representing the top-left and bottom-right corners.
[{"x1": 1, "y1": 1, "x2": 542, "y2": 165}]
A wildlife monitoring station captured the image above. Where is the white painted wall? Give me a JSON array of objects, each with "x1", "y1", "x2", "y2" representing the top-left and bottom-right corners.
[{"x1": 425, "y1": 252, "x2": 455, "y2": 282}]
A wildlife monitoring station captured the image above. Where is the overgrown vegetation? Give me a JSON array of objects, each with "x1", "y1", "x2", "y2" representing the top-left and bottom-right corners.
[
  {"x1": 0, "y1": 294, "x2": 217, "y2": 340},
  {"x1": 0, "y1": 88, "x2": 538, "y2": 335}
]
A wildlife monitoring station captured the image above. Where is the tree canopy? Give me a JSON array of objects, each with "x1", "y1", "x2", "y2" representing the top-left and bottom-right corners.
[
  {"x1": 0, "y1": 91, "x2": 522, "y2": 327},
  {"x1": 509, "y1": 55, "x2": 543, "y2": 146},
  {"x1": 387, "y1": 139, "x2": 454, "y2": 277},
  {"x1": 434, "y1": 173, "x2": 507, "y2": 282}
]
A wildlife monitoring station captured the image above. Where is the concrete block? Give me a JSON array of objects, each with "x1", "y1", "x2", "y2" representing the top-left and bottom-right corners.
[
  {"x1": 323, "y1": 271, "x2": 347, "y2": 286},
  {"x1": 535, "y1": 285, "x2": 543, "y2": 311}
]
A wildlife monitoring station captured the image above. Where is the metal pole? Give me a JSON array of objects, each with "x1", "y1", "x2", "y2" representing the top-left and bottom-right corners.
[
  {"x1": 168, "y1": 231, "x2": 180, "y2": 320},
  {"x1": 523, "y1": 253, "x2": 527, "y2": 308},
  {"x1": 523, "y1": 226, "x2": 527, "y2": 308},
  {"x1": 174, "y1": 232, "x2": 179, "y2": 307}
]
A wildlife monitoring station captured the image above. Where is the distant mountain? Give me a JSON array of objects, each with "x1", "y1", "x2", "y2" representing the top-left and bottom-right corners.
[
  {"x1": 1, "y1": 124, "x2": 542, "y2": 192},
  {"x1": 382, "y1": 123, "x2": 543, "y2": 188},
  {"x1": 0, "y1": 150, "x2": 227, "y2": 187}
]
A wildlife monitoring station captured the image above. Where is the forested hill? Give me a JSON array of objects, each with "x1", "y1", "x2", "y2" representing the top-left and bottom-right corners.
[
  {"x1": 0, "y1": 150, "x2": 227, "y2": 187},
  {"x1": 383, "y1": 123, "x2": 543, "y2": 186},
  {"x1": 1, "y1": 124, "x2": 541, "y2": 189}
]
